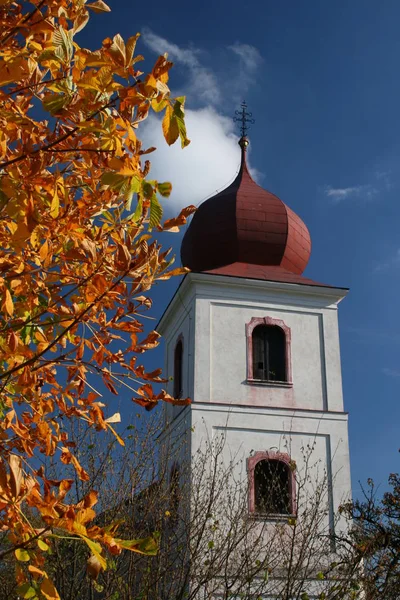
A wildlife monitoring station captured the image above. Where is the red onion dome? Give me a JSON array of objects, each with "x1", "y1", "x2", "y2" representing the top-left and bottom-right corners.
[{"x1": 181, "y1": 137, "x2": 311, "y2": 276}]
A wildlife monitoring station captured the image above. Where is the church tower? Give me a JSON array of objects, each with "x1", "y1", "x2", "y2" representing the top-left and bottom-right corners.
[{"x1": 157, "y1": 128, "x2": 352, "y2": 558}]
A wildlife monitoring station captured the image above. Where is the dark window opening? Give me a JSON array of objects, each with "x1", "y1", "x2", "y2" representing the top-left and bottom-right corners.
[
  {"x1": 254, "y1": 459, "x2": 291, "y2": 515},
  {"x1": 252, "y1": 325, "x2": 286, "y2": 382},
  {"x1": 173, "y1": 339, "x2": 183, "y2": 398}
]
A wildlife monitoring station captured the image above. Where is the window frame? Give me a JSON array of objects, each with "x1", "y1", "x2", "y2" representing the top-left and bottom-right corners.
[
  {"x1": 246, "y1": 316, "x2": 292, "y2": 386},
  {"x1": 247, "y1": 451, "x2": 297, "y2": 518}
]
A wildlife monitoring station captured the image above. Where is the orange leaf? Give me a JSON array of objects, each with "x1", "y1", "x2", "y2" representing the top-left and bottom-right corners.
[
  {"x1": 40, "y1": 577, "x2": 60, "y2": 600},
  {"x1": 28, "y1": 565, "x2": 46, "y2": 579}
]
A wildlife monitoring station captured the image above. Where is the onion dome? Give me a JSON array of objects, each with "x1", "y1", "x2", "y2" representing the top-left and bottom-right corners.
[{"x1": 181, "y1": 137, "x2": 312, "y2": 282}]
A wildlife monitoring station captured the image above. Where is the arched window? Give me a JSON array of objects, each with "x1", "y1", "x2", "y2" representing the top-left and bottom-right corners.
[
  {"x1": 248, "y1": 451, "x2": 296, "y2": 516},
  {"x1": 173, "y1": 339, "x2": 183, "y2": 398},
  {"x1": 252, "y1": 325, "x2": 286, "y2": 382},
  {"x1": 254, "y1": 459, "x2": 290, "y2": 514},
  {"x1": 246, "y1": 317, "x2": 292, "y2": 384}
]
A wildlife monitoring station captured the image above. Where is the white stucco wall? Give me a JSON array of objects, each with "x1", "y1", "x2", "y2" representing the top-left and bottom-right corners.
[
  {"x1": 190, "y1": 402, "x2": 351, "y2": 526},
  {"x1": 157, "y1": 272, "x2": 352, "y2": 539},
  {"x1": 189, "y1": 275, "x2": 346, "y2": 413}
]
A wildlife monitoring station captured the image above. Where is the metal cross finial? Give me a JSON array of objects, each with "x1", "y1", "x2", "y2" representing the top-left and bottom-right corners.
[{"x1": 233, "y1": 101, "x2": 255, "y2": 137}]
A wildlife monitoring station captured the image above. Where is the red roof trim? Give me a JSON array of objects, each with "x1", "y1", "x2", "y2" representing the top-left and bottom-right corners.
[{"x1": 202, "y1": 263, "x2": 333, "y2": 288}]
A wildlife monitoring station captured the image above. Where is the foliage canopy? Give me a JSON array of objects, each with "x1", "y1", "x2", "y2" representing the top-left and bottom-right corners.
[{"x1": 0, "y1": 0, "x2": 194, "y2": 596}]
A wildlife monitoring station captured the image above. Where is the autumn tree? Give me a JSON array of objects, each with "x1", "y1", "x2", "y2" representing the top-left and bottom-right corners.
[
  {"x1": 0, "y1": 0, "x2": 195, "y2": 597},
  {"x1": 22, "y1": 413, "x2": 364, "y2": 600},
  {"x1": 341, "y1": 472, "x2": 400, "y2": 599}
]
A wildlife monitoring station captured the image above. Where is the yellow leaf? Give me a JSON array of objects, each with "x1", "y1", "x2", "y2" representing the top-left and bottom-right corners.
[
  {"x1": 15, "y1": 548, "x2": 30, "y2": 562},
  {"x1": 82, "y1": 537, "x2": 107, "y2": 571},
  {"x1": 3, "y1": 288, "x2": 13, "y2": 316},
  {"x1": 50, "y1": 188, "x2": 59, "y2": 219},
  {"x1": 73, "y1": 10, "x2": 89, "y2": 34},
  {"x1": 162, "y1": 105, "x2": 179, "y2": 146},
  {"x1": 39, "y1": 240, "x2": 49, "y2": 262},
  {"x1": 37, "y1": 539, "x2": 49, "y2": 552},
  {"x1": 40, "y1": 577, "x2": 60, "y2": 600},
  {"x1": 107, "y1": 424, "x2": 125, "y2": 446},
  {"x1": 108, "y1": 34, "x2": 126, "y2": 67},
  {"x1": 30, "y1": 228, "x2": 40, "y2": 249},
  {"x1": 125, "y1": 34, "x2": 140, "y2": 66}
]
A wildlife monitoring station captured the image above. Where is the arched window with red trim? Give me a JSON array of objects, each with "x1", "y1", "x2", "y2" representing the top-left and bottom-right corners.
[
  {"x1": 246, "y1": 317, "x2": 292, "y2": 384},
  {"x1": 248, "y1": 451, "x2": 296, "y2": 516}
]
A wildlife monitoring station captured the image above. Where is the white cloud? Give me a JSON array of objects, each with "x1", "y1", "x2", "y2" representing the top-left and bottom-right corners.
[
  {"x1": 373, "y1": 248, "x2": 400, "y2": 272},
  {"x1": 382, "y1": 367, "x2": 400, "y2": 378},
  {"x1": 324, "y1": 184, "x2": 378, "y2": 202},
  {"x1": 141, "y1": 29, "x2": 263, "y2": 109},
  {"x1": 142, "y1": 28, "x2": 220, "y2": 105},
  {"x1": 324, "y1": 170, "x2": 394, "y2": 204},
  {"x1": 229, "y1": 43, "x2": 262, "y2": 71},
  {"x1": 228, "y1": 43, "x2": 263, "y2": 94},
  {"x1": 139, "y1": 32, "x2": 263, "y2": 216},
  {"x1": 142, "y1": 107, "x2": 261, "y2": 214},
  {"x1": 375, "y1": 169, "x2": 392, "y2": 191}
]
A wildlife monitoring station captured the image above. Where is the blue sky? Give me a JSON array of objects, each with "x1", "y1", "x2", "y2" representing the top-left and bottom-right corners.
[{"x1": 82, "y1": 0, "x2": 400, "y2": 494}]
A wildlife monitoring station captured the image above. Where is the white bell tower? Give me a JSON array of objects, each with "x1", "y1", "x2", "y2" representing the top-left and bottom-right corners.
[{"x1": 157, "y1": 134, "x2": 352, "y2": 594}]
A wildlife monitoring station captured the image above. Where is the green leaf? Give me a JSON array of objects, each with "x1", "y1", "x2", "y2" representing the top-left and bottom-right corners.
[
  {"x1": 17, "y1": 583, "x2": 37, "y2": 599},
  {"x1": 208, "y1": 540, "x2": 214, "y2": 550},
  {"x1": 316, "y1": 571, "x2": 325, "y2": 580},
  {"x1": 172, "y1": 97, "x2": 190, "y2": 149},
  {"x1": 15, "y1": 548, "x2": 30, "y2": 562},
  {"x1": 101, "y1": 172, "x2": 127, "y2": 191},
  {"x1": 142, "y1": 181, "x2": 153, "y2": 200},
  {"x1": 38, "y1": 49, "x2": 62, "y2": 64},
  {"x1": 42, "y1": 94, "x2": 70, "y2": 116},
  {"x1": 129, "y1": 196, "x2": 143, "y2": 223},
  {"x1": 149, "y1": 194, "x2": 163, "y2": 229},
  {"x1": 92, "y1": 581, "x2": 105, "y2": 593},
  {"x1": 37, "y1": 539, "x2": 49, "y2": 552},
  {"x1": 151, "y1": 97, "x2": 168, "y2": 113},
  {"x1": 124, "y1": 177, "x2": 141, "y2": 210},
  {"x1": 116, "y1": 533, "x2": 159, "y2": 555},
  {"x1": 81, "y1": 537, "x2": 107, "y2": 571},
  {"x1": 157, "y1": 182, "x2": 172, "y2": 198}
]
